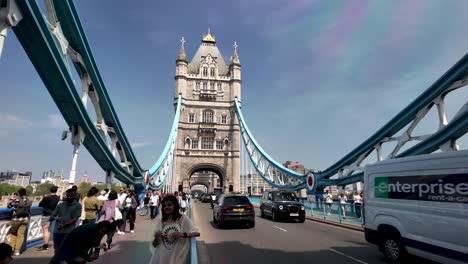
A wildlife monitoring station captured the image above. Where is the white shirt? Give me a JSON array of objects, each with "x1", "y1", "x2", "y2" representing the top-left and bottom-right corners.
[
  {"x1": 97, "y1": 194, "x2": 107, "y2": 201},
  {"x1": 118, "y1": 193, "x2": 127, "y2": 204},
  {"x1": 150, "y1": 195, "x2": 159, "y2": 207}
]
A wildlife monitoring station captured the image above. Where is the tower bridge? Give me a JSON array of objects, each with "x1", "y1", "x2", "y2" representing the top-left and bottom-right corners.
[
  {"x1": 1, "y1": 1, "x2": 468, "y2": 263},
  {"x1": 174, "y1": 31, "x2": 241, "y2": 194}
]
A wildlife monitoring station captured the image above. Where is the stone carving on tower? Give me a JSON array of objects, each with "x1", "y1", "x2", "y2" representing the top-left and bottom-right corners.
[{"x1": 173, "y1": 30, "x2": 241, "y2": 193}]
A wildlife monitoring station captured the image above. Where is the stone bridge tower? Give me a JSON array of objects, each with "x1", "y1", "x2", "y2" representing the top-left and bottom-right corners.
[{"x1": 173, "y1": 30, "x2": 241, "y2": 194}]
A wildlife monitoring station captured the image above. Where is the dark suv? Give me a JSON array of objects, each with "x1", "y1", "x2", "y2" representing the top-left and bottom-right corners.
[
  {"x1": 260, "y1": 190, "x2": 305, "y2": 222},
  {"x1": 213, "y1": 194, "x2": 255, "y2": 228}
]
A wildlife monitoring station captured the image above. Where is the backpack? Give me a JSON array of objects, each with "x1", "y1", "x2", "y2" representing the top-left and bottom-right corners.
[{"x1": 16, "y1": 198, "x2": 32, "y2": 216}]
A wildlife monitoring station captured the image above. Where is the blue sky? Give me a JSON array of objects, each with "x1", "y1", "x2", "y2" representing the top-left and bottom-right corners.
[{"x1": 1, "y1": 0, "x2": 468, "y2": 183}]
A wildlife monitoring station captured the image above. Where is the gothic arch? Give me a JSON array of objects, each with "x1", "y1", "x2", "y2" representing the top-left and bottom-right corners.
[{"x1": 186, "y1": 163, "x2": 225, "y2": 187}]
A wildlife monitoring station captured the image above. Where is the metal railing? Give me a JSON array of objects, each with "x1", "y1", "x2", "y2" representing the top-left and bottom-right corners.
[{"x1": 0, "y1": 206, "x2": 45, "y2": 252}]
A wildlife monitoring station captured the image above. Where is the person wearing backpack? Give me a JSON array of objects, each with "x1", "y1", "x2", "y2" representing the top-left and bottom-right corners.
[
  {"x1": 7, "y1": 188, "x2": 32, "y2": 256},
  {"x1": 36, "y1": 185, "x2": 60, "y2": 252}
]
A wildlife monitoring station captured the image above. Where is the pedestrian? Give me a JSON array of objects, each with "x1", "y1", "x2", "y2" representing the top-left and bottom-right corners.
[
  {"x1": 97, "y1": 189, "x2": 108, "y2": 201},
  {"x1": 0, "y1": 243, "x2": 13, "y2": 264},
  {"x1": 120, "y1": 190, "x2": 137, "y2": 234},
  {"x1": 7, "y1": 188, "x2": 32, "y2": 256},
  {"x1": 36, "y1": 185, "x2": 60, "y2": 252},
  {"x1": 49, "y1": 189, "x2": 82, "y2": 253},
  {"x1": 149, "y1": 190, "x2": 160, "y2": 220},
  {"x1": 324, "y1": 190, "x2": 333, "y2": 216},
  {"x1": 353, "y1": 191, "x2": 363, "y2": 218},
  {"x1": 116, "y1": 187, "x2": 127, "y2": 233},
  {"x1": 97, "y1": 190, "x2": 122, "y2": 250},
  {"x1": 140, "y1": 193, "x2": 151, "y2": 217},
  {"x1": 82, "y1": 187, "x2": 102, "y2": 224},
  {"x1": 339, "y1": 192, "x2": 348, "y2": 219},
  {"x1": 49, "y1": 221, "x2": 112, "y2": 264},
  {"x1": 180, "y1": 192, "x2": 187, "y2": 214},
  {"x1": 71, "y1": 185, "x2": 81, "y2": 202},
  {"x1": 150, "y1": 195, "x2": 200, "y2": 264}
]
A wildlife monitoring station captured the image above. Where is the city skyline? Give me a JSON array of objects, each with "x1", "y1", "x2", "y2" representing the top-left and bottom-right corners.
[{"x1": 1, "y1": 1, "x2": 468, "y2": 183}]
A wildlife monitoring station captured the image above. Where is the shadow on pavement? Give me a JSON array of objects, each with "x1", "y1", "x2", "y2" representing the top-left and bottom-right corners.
[{"x1": 202, "y1": 240, "x2": 439, "y2": 264}]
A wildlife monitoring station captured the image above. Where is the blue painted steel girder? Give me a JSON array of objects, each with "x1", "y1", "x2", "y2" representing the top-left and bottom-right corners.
[
  {"x1": 316, "y1": 52, "x2": 468, "y2": 181},
  {"x1": 51, "y1": 0, "x2": 144, "y2": 177},
  {"x1": 12, "y1": 0, "x2": 143, "y2": 188}
]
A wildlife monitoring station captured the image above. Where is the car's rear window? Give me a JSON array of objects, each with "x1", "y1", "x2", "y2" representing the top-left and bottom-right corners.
[
  {"x1": 223, "y1": 196, "x2": 251, "y2": 206},
  {"x1": 273, "y1": 192, "x2": 298, "y2": 201}
]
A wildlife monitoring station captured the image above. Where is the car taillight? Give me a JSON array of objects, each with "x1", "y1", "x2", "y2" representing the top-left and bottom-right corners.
[
  {"x1": 220, "y1": 206, "x2": 233, "y2": 211},
  {"x1": 246, "y1": 205, "x2": 254, "y2": 210}
]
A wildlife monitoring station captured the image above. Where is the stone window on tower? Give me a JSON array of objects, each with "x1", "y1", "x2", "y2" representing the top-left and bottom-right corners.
[
  {"x1": 201, "y1": 137, "x2": 214, "y2": 149},
  {"x1": 216, "y1": 140, "x2": 223, "y2": 150},
  {"x1": 203, "y1": 82, "x2": 207, "y2": 90},
  {"x1": 188, "y1": 113, "x2": 195, "y2": 123},
  {"x1": 191, "y1": 139, "x2": 199, "y2": 149},
  {"x1": 202, "y1": 110, "x2": 214, "y2": 123},
  {"x1": 210, "y1": 68, "x2": 215, "y2": 77},
  {"x1": 210, "y1": 83, "x2": 215, "y2": 91},
  {"x1": 196, "y1": 82, "x2": 200, "y2": 90},
  {"x1": 221, "y1": 115, "x2": 227, "y2": 124},
  {"x1": 203, "y1": 67, "x2": 208, "y2": 76},
  {"x1": 217, "y1": 83, "x2": 222, "y2": 92}
]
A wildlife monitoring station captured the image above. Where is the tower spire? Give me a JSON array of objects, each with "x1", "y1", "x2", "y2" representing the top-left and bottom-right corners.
[
  {"x1": 202, "y1": 28, "x2": 216, "y2": 43},
  {"x1": 177, "y1": 36, "x2": 187, "y2": 61},
  {"x1": 231, "y1": 41, "x2": 240, "y2": 65}
]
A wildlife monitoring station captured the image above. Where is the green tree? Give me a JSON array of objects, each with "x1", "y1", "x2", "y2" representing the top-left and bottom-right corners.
[
  {"x1": 33, "y1": 183, "x2": 55, "y2": 196},
  {"x1": 0, "y1": 184, "x2": 23, "y2": 196},
  {"x1": 78, "y1": 182, "x2": 92, "y2": 197},
  {"x1": 26, "y1": 185, "x2": 33, "y2": 195}
]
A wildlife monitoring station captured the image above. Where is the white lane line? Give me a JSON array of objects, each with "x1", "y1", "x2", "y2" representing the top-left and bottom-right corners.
[
  {"x1": 273, "y1": 225, "x2": 288, "y2": 232},
  {"x1": 329, "y1": 249, "x2": 368, "y2": 264}
]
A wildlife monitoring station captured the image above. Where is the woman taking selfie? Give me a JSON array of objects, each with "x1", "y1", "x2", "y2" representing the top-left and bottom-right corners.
[{"x1": 150, "y1": 195, "x2": 200, "y2": 264}]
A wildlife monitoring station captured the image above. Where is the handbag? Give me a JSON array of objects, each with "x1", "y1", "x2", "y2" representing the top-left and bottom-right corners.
[{"x1": 114, "y1": 200, "x2": 123, "y2": 220}]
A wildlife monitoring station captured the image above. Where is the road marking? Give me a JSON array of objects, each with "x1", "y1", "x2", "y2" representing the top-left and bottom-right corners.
[
  {"x1": 329, "y1": 249, "x2": 368, "y2": 264},
  {"x1": 273, "y1": 226, "x2": 287, "y2": 232}
]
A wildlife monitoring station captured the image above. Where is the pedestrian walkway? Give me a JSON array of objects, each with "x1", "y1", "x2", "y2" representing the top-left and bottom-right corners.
[{"x1": 12, "y1": 214, "x2": 156, "y2": 264}]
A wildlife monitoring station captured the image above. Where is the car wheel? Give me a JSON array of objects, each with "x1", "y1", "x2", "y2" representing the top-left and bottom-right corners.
[
  {"x1": 381, "y1": 234, "x2": 407, "y2": 263},
  {"x1": 298, "y1": 217, "x2": 305, "y2": 223},
  {"x1": 249, "y1": 221, "x2": 255, "y2": 228},
  {"x1": 213, "y1": 213, "x2": 217, "y2": 224},
  {"x1": 272, "y1": 210, "x2": 278, "y2": 222},
  {"x1": 217, "y1": 220, "x2": 223, "y2": 229},
  {"x1": 260, "y1": 207, "x2": 265, "y2": 218}
]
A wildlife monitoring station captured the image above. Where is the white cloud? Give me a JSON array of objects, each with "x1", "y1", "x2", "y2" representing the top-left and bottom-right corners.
[
  {"x1": 47, "y1": 113, "x2": 67, "y2": 129},
  {"x1": 0, "y1": 113, "x2": 32, "y2": 129},
  {"x1": 131, "y1": 141, "x2": 154, "y2": 149}
]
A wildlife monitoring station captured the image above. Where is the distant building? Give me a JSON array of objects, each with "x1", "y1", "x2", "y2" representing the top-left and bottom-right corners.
[
  {"x1": 82, "y1": 172, "x2": 89, "y2": 183},
  {"x1": 239, "y1": 173, "x2": 272, "y2": 195},
  {"x1": 0, "y1": 171, "x2": 32, "y2": 187}
]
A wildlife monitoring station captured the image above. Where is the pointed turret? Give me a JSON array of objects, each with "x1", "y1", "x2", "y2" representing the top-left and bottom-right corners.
[
  {"x1": 229, "y1": 41, "x2": 241, "y2": 100},
  {"x1": 177, "y1": 37, "x2": 187, "y2": 62},
  {"x1": 230, "y1": 41, "x2": 240, "y2": 65},
  {"x1": 175, "y1": 37, "x2": 188, "y2": 97}
]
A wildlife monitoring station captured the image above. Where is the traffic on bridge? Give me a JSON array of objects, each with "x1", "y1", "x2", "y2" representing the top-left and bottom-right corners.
[{"x1": 0, "y1": 0, "x2": 467, "y2": 263}]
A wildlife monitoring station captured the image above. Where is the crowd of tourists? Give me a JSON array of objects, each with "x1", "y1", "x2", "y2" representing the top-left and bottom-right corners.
[{"x1": 1, "y1": 186, "x2": 199, "y2": 264}]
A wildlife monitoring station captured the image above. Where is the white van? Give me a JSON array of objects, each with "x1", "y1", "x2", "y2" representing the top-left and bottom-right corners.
[{"x1": 363, "y1": 150, "x2": 468, "y2": 264}]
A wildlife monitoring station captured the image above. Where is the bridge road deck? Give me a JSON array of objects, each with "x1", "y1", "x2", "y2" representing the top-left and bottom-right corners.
[{"x1": 12, "y1": 214, "x2": 155, "y2": 264}]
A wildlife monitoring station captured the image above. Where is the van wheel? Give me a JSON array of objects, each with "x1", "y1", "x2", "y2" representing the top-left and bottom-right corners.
[{"x1": 381, "y1": 235, "x2": 407, "y2": 263}]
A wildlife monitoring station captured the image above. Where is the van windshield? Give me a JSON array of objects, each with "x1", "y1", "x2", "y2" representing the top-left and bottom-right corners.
[{"x1": 272, "y1": 192, "x2": 298, "y2": 201}]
